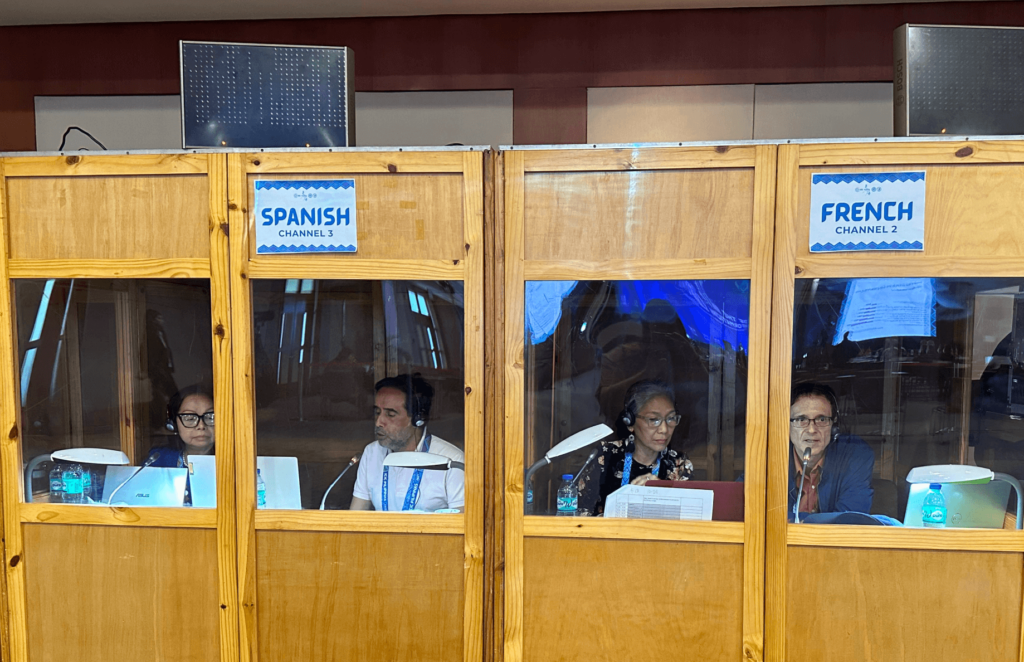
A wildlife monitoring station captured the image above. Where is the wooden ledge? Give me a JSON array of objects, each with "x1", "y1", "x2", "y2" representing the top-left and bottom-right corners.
[
  {"x1": 787, "y1": 523, "x2": 1024, "y2": 552},
  {"x1": 254, "y1": 509, "x2": 464, "y2": 534},
  {"x1": 524, "y1": 257, "x2": 750, "y2": 281},
  {"x1": 246, "y1": 256, "x2": 463, "y2": 280},
  {"x1": 7, "y1": 258, "x2": 210, "y2": 279},
  {"x1": 20, "y1": 502, "x2": 217, "y2": 528},
  {"x1": 524, "y1": 516, "x2": 744, "y2": 544}
]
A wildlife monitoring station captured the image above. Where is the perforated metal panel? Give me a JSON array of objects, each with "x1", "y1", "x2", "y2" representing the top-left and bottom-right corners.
[
  {"x1": 180, "y1": 41, "x2": 355, "y2": 149},
  {"x1": 895, "y1": 25, "x2": 1024, "y2": 136}
]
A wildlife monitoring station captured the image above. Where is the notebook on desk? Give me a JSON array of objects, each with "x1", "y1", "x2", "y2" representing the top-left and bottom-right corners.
[
  {"x1": 646, "y1": 480, "x2": 745, "y2": 521},
  {"x1": 903, "y1": 481, "x2": 1012, "y2": 528},
  {"x1": 188, "y1": 455, "x2": 302, "y2": 509}
]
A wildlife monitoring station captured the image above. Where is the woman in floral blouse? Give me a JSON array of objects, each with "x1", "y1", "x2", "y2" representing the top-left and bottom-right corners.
[{"x1": 581, "y1": 380, "x2": 693, "y2": 516}]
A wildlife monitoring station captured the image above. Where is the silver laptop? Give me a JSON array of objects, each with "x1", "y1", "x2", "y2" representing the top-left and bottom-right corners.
[
  {"x1": 187, "y1": 455, "x2": 302, "y2": 510},
  {"x1": 903, "y1": 481, "x2": 1012, "y2": 528},
  {"x1": 102, "y1": 466, "x2": 188, "y2": 507},
  {"x1": 188, "y1": 455, "x2": 217, "y2": 508}
]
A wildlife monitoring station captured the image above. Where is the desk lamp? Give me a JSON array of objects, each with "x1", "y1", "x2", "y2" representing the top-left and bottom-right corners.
[
  {"x1": 382, "y1": 451, "x2": 465, "y2": 512},
  {"x1": 906, "y1": 464, "x2": 1023, "y2": 530},
  {"x1": 524, "y1": 424, "x2": 613, "y2": 514},
  {"x1": 383, "y1": 452, "x2": 464, "y2": 472}
]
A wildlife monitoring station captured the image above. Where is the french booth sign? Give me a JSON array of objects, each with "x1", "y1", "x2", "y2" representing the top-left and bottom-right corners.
[{"x1": 809, "y1": 172, "x2": 926, "y2": 253}]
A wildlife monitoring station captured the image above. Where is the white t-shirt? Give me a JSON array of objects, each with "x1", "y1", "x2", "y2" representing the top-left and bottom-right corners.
[{"x1": 352, "y1": 432, "x2": 465, "y2": 511}]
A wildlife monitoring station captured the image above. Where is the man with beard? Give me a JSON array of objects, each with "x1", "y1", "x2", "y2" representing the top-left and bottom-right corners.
[{"x1": 349, "y1": 374, "x2": 464, "y2": 512}]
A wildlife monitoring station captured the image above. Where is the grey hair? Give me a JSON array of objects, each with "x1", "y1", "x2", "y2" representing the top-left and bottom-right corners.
[{"x1": 624, "y1": 380, "x2": 676, "y2": 416}]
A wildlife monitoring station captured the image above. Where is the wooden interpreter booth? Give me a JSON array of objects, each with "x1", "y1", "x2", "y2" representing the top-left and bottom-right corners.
[
  {"x1": 768, "y1": 139, "x2": 1024, "y2": 662},
  {"x1": 226, "y1": 148, "x2": 485, "y2": 662},
  {"x1": 501, "y1": 144, "x2": 777, "y2": 662},
  {"x1": 0, "y1": 152, "x2": 236, "y2": 662}
]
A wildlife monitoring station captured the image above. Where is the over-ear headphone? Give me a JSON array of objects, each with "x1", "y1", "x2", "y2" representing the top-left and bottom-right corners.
[
  {"x1": 619, "y1": 404, "x2": 637, "y2": 429},
  {"x1": 619, "y1": 388, "x2": 640, "y2": 428}
]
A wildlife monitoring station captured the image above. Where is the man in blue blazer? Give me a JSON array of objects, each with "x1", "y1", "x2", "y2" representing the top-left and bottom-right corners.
[{"x1": 788, "y1": 382, "x2": 874, "y2": 518}]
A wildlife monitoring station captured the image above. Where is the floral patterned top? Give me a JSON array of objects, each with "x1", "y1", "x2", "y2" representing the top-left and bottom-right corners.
[{"x1": 579, "y1": 437, "x2": 694, "y2": 516}]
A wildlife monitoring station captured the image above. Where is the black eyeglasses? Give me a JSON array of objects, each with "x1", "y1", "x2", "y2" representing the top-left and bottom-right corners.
[
  {"x1": 638, "y1": 414, "x2": 682, "y2": 428},
  {"x1": 790, "y1": 415, "x2": 833, "y2": 429},
  {"x1": 178, "y1": 412, "x2": 215, "y2": 428}
]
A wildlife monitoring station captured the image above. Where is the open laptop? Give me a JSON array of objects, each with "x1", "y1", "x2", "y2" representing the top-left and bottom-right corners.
[
  {"x1": 903, "y1": 481, "x2": 1012, "y2": 529},
  {"x1": 188, "y1": 455, "x2": 302, "y2": 509},
  {"x1": 102, "y1": 466, "x2": 188, "y2": 507},
  {"x1": 647, "y1": 480, "x2": 745, "y2": 521}
]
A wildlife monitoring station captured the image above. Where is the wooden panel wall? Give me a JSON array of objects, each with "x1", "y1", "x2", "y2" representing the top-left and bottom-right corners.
[
  {"x1": 786, "y1": 547, "x2": 1023, "y2": 662},
  {"x1": 244, "y1": 171, "x2": 465, "y2": 261},
  {"x1": 6, "y1": 174, "x2": 211, "y2": 260},
  {"x1": 524, "y1": 538, "x2": 743, "y2": 662},
  {"x1": 256, "y1": 531, "x2": 464, "y2": 662},
  {"x1": 523, "y1": 169, "x2": 754, "y2": 261},
  {"x1": 767, "y1": 141, "x2": 1024, "y2": 662},
  {"x1": 505, "y1": 145, "x2": 776, "y2": 662},
  {"x1": 23, "y1": 524, "x2": 220, "y2": 662},
  {"x1": 228, "y1": 150, "x2": 484, "y2": 662}
]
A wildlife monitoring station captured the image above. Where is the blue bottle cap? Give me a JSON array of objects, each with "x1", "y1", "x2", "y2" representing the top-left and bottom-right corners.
[
  {"x1": 562, "y1": 474, "x2": 573, "y2": 480},
  {"x1": 929, "y1": 483, "x2": 942, "y2": 490}
]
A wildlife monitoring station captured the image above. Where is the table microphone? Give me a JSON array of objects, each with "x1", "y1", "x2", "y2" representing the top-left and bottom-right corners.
[
  {"x1": 320, "y1": 457, "x2": 359, "y2": 510},
  {"x1": 570, "y1": 448, "x2": 601, "y2": 489},
  {"x1": 107, "y1": 451, "x2": 160, "y2": 505},
  {"x1": 794, "y1": 447, "x2": 812, "y2": 524}
]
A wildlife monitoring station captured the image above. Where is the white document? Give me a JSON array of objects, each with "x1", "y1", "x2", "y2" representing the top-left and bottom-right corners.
[
  {"x1": 833, "y1": 278, "x2": 935, "y2": 343},
  {"x1": 603, "y1": 485, "x2": 714, "y2": 521}
]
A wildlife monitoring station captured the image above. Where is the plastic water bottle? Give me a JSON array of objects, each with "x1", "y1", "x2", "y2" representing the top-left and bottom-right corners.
[
  {"x1": 256, "y1": 469, "x2": 267, "y2": 509},
  {"x1": 525, "y1": 487, "x2": 534, "y2": 514},
  {"x1": 49, "y1": 464, "x2": 64, "y2": 501},
  {"x1": 922, "y1": 483, "x2": 947, "y2": 528},
  {"x1": 82, "y1": 467, "x2": 93, "y2": 502},
  {"x1": 556, "y1": 474, "x2": 578, "y2": 516},
  {"x1": 62, "y1": 464, "x2": 84, "y2": 504}
]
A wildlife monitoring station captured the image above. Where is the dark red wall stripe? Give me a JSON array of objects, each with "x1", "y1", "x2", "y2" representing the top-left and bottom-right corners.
[{"x1": 0, "y1": 2, "x2": 1021, "y2": 149}]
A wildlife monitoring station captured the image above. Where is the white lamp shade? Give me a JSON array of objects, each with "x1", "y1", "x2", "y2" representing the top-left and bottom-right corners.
[
  {"x1": 906, "y1": 464, "x2": 994, "y2": 484},
  {"x1": 383, "y1": 451, "x2": 452, "y2": 470},
  {"x1": 51, "y1": 448, "x2": 130, "y2": 465},
  {"x1": 545, "y1": 424, "x2": 613, "y2": 460}
]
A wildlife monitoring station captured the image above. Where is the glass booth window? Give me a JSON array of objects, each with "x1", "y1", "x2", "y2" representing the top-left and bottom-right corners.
[
  {"x1": 15, "y1": 279, "x2": 213, "y2": 507},
  {"x1": 791, "y1": 277, "x2": 1024, "y2": 527},
  {"x1": 524, "y1": 280, "x2": 750, "y2": 519},
  {"x1": 252, "y1": 280, "x2": 465, "y2": 511}
]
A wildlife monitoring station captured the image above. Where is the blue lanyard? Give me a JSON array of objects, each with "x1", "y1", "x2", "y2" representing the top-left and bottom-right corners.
[
  {"x1": 621, "y1": 452, "x2": 663, "y2": 488},
  {"x1": 382, "y1": 434, "x2": 431, "y2": 511}
]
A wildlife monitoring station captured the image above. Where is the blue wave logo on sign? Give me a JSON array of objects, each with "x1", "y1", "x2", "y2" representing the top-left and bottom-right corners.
[{"x1": 254, "y1": 179, "x2": 358, "y2": 254}]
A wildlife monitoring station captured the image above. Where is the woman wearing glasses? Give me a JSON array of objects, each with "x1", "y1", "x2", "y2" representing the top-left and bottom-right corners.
[
  {"x1": 583, "y1": 380, "x2": 693, "y2": 516},
  {"x1": 146, "y1": 385, "x2": 215, "y2": 470},
  {"x1": 788, "y1": 382, "x2": 873, "y2": 519}
]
